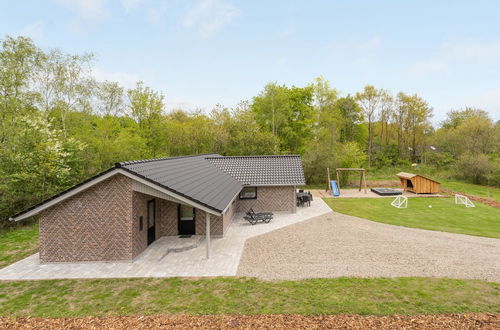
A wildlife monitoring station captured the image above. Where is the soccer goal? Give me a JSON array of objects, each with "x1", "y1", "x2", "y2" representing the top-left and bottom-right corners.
[
  {"x1": 455, "y1": 194, "x2": 475, "y2": 208},
  {"x1": 391, "y1": 195, "x2": 408, "y2": 209}
]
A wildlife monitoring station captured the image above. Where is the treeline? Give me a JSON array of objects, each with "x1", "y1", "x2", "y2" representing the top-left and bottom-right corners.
[{"x1": 1, "y1": 36, "x2": 499, "y2": 224}]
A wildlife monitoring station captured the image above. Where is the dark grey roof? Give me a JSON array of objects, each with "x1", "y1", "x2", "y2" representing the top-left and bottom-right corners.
[
  {"x1": 206, "y1": 155, "x2": 306, "y2": 186},
  {"x1": 10, "y1": 154, "x2": 306, "y2": 220},
  {"x1": 118, "y1": 154, "x2": 242, "y2": 213}
]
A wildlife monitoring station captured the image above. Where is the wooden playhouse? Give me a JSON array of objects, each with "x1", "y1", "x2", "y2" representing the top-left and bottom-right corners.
[{"x1": 396, "y1": 172, "x2": 440, "y2": 194}]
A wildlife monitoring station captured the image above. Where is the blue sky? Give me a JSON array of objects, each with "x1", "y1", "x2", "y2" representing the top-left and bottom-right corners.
[{"x1": 1, "y1": 0, "x2": 500, "y2": 124}]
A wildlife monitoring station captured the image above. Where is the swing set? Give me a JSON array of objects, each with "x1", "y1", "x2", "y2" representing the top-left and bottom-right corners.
[{"x1": 326, "y1": 167, "x2": 368, "y2": 195}]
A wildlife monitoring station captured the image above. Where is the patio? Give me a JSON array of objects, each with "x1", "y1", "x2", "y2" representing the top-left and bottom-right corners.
[{"x1": 0, "y1": 198, "x2": 332, "y2": 280}]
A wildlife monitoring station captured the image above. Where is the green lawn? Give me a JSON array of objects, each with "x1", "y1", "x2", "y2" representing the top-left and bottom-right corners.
[
  {"x1": 0, "y1": 224, "x2": 39, "y2": 269},
  {"x1": 324, "y1": 197, "x2": 500, "y2": 238},
  {"x1": 0, "y1": 277, "x2": 498, "y2": 317},
  {"x1": 441, "y1": 181, "x2": 500, "y2": 202}
]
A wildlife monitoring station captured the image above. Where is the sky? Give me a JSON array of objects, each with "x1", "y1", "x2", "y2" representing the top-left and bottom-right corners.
[{"x1": 1, "y1": 0, "x2": 500, "y2": 124}]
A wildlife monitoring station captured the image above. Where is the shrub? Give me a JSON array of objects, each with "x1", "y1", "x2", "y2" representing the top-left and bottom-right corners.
[{"x1": 455, "y1": 153, "x2": 493, "y2": 184}]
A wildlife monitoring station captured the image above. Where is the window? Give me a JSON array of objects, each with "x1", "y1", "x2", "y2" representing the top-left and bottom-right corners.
[
  {"x1": 139, "y1": 216, "x2": 143, "y2": 231},
  {"x1": 239, "y1": 187, "x2": 257, "y2": 199},
  {"x1": 179, "y1": 205, "x2": 195, "y2": 221}
]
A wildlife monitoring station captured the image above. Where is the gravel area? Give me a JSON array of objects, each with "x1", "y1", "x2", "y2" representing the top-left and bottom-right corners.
[
  {"x1": 2, "y1": 314, "x2": 499, "y2": 329},
  {"x1": 237, "y1": 212, "x2": 500, "y2": 281}
]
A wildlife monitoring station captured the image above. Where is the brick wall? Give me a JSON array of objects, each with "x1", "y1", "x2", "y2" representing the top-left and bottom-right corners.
[
  {"x1": 195, "y1": 209, "x2": 224, "y2": 236},
  {"x1": 39, "y1": 174, "x2": 134, "y2": 263},
  {"x1": 222, "y1": 201, "x2": 235, "y2": 235},
  {"x1": 131, "y1": 192, "x2": 149, "y2": 258},
  {"x1": 39, "y1": 174, "x2": 235, "y2": 263},
  {"x1": 157, "y1": 198, "x2": 178, "y2": 236},
  {"x1": 235, "y1": 186, "x2": 295, "y2": 213}
]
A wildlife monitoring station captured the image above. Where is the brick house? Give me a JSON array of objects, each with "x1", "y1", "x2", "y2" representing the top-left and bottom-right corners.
[{"x1": 10, "y1": 154, "x2": 306, "y2": 263}]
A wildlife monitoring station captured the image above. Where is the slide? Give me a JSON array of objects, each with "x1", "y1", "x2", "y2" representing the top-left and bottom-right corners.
[{"x1": 330, "y1": 180, "x2": 340, "y2": 197}]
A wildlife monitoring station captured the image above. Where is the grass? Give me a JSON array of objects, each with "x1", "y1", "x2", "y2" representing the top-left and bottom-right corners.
[
  {"x1": 324, "y1": 197, "x2": 500, "y2": 238},
  {"x1": 441, "y1": 181, "x2": 500, "y2": 202},
  {"x1": 0, "y1": 223, "x2": 39, "y2": 269},
  {"x1": 0, "y1": 277, "x2": 498, "y2": 317}
]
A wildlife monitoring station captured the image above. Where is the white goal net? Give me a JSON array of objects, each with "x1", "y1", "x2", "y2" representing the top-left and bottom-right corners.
[
  {"x1": 455, "y1": 194, "x2": 475, "y2": 208},
  {"x1": 391, "y1": 195, "x2": 408, "y2": 209}
]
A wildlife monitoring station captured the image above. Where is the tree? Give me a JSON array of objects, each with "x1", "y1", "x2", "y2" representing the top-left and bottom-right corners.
[
  {"x1": 334, "y1": 95, "x2": 364, "y2": 143},
  {"x1": 437, "y1": 110, "x2": 498, "y2": 157},
  {"x1": 0, "y1": 112, "x2": 85, "y2": 223},
  {"x1": 36, "y1": 49, "x2": 95, "y2": 138},
  {"x1": 338, "y1": 142, "x2": 367, "y2": 185},
  {"x1": 0, "y1": 36, "x2": 41, "y2": 150},
  {"x1": 355, "y1": 85, "x2": 388, "y2": 167},
  {"x1": 251, "y1": 82, "x2": 314, "y2": 154},
  {"x1": 96, "y1": 81, "x2": 125, "y2": 116},
  {"x1": 441, "y1": 107, "x2": 490, "y2": 129},
  {"x1": 127, "y1": 81, "x2": 166, "y2": 157}
]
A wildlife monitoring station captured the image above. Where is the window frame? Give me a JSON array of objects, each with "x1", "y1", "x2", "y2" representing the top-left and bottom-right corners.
[{"x1": 239, "y1": 187, "x2": 257, "y2": 200}]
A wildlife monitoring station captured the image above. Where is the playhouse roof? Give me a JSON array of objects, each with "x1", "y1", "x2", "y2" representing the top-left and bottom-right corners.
[{"x1": 396, "y1": 172, "x2": 440, "y2": 183}]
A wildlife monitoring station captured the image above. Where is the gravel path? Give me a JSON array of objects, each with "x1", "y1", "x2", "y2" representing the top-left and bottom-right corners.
[{"x1": 237, "y1": 211, "x2": 500, "y2": 281}]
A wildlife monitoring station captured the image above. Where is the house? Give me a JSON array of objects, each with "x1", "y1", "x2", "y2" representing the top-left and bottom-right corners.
[
  {"x1": 396, "y1": 172, "x2": 440, "y2": 194},
  {"x1": 9, "y1": 154, "x2": 305, "y2": 263}
]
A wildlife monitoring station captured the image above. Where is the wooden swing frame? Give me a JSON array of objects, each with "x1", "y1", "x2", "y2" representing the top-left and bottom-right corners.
[{"x1": 326, "y1": 167, "x2": 368, "y2": 194}]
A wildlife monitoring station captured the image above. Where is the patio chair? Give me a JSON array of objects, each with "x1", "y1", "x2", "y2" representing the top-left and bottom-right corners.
[
  {"x1": 249, "y1": 208, "x2": 273, "y2": 218},
  {"x1": 244, "y1": 211, "x2": 272, "y2": 225}
]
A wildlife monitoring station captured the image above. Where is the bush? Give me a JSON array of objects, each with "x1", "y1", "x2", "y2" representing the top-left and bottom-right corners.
[
  {"x1": 455, "y1": 153, "x2": 493, "y2": 184},
  {"x1": 374, "y1": 144, "x2": 399, "y2": 167},
  {"x1": 338, "y1": 142, "x2": 367, "y2": 185}
]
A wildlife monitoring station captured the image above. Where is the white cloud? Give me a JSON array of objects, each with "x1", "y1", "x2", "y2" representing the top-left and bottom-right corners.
[
  {"x1": 448, "y1": 40, "x2": 500, "y2": 61},
  {"x1": 93, "y1": 67, "x2": 140, "y2": 88},
  {"x1": 277, "y1": 20, "x2": 295, "y2": 39},
  {"x1": 20, "y1": 20, "x2": 47, "y2": 44},
  {"x1": 182, "y1": 0, "x2": 240, "y2": 38},
  {"x1": 360, "y1": 36, "x2": 382, "y2": 51},
  {"x1": 410, "y1": 60, "x2": 447, "y2": 76},
  {"x1": 121, "y1": 0, "x2": 147, "y2": 12},
  {"x1": 56, "y1": 0, "x2": 111, "y2": 20}
]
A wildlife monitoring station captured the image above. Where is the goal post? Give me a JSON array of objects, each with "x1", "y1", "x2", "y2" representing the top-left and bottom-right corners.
[
  {"x1": 455, "y1": 194, "x2": 475, "y2": 208},
  {"x1": 391, "y1": 196, "x2": 408, "y2": 209}
]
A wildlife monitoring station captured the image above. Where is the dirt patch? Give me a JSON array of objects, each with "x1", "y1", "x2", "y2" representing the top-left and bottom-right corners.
[
  {"x1": 441, "y1": 189, "x2": 500, "y2": 209},
  {"x1": 1, "y1": 314, "x2": 498, "y2": 329}
]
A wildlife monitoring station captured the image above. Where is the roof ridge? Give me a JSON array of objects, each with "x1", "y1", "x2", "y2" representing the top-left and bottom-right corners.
[
  {"x1": 206, "y1": 154, "x2": 300, "y2": 159},
  {"x1": 116, "y1": 153, "x2": 220, "y2": 167}
]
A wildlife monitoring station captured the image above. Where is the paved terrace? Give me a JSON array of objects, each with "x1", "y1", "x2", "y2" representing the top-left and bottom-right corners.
[{"x1": 0, "y1": 199, "x2": 332, "y2": 280}]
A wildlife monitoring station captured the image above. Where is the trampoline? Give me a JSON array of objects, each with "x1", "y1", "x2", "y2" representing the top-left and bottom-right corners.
[{"x1": 371, "y1": 188, "x2": 402, "y2": 196}]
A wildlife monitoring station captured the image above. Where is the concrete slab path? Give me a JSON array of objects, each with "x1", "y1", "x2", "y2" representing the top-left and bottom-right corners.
[{"x1": 0, "y1": 198, "x2": 332, "y2": 280}]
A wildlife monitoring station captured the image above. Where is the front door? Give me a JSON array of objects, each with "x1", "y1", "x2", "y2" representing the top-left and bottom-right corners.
[
  {"x1": 147, "y1": 199, "x2": 156, "y2": 245},
  {"x1": 178, "y1": 204, "x2": 195, "y2": 235}
]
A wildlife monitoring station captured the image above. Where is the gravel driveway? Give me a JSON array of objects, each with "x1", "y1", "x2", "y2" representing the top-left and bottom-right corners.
[{"x1": 237, "y1": 212, "x2": 500, "y2": 281}]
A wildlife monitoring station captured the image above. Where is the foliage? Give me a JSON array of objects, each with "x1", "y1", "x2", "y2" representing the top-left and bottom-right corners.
[
  {"x1": 455, "y1": 153, "x2": 494, "y2": 184},
  {"x1": 0, "y1": 35, "x2": 498, "y2": 226},
  {"x1": 251, "y1": 82, "x2": 314, "y2": 154}
]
